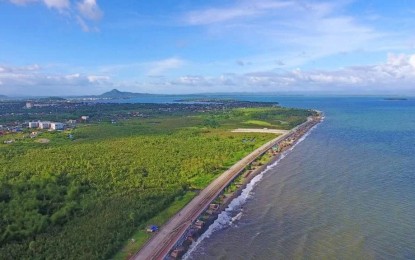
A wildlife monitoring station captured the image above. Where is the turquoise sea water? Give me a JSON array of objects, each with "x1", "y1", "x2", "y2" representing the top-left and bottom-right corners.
[{"x1": 181, "y1": 96, "x2": 415, "y2": 259}]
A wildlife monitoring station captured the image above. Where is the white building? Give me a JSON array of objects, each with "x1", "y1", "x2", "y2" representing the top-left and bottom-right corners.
[
  {"x1": 29, "y1": 122, "x2": 39, "y2": 128},
  {"x1": 25, "y1": 102, "x2": 34, "y2": 109},
  {"x1": 39, "y1": 121, "x2": 51, "y2": 129},
  {"x1": 51, "y1": 122, "x2": 64, "y2": 130},
  {"x1": 81, "y1": 116, "x2": 89, "y2": 121}
]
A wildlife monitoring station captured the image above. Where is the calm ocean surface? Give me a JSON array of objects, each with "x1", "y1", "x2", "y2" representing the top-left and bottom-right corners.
[
  {"x1": 180, "y1": 96, "x2": 415, "y2": 260},
  {"x1": 120, "y1": 95, "x2": 415, "y2": 259}
]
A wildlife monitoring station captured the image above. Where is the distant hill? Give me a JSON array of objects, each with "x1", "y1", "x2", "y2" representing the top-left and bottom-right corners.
[
  {"x1": 100, "y1": 89, "x2": 152, "y2": 99},
  {"x1": 0, "y1": 95, "x2": 8, "y2": 99},
  {"x1": 383, "y1": 97, "x2": 407, "y2": 101}
]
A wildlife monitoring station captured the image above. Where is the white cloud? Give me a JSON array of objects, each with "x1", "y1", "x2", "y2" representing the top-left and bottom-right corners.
[
  {"x1": 2, "y1": 54, "x2": 415, "y2": 96},
  {"x1": 87, "y1": 75, "x2": 110, "y2": 83},
  {"x1": 147, "y1": 58, "x2": 185, "y2": 76},
  {"x1": 410, "y1": 55, "x2": 415, "y2": 68},
  {"x1": 161, "y1": 53, "x2": 415, "y2": 94},
  {"x1": 171, "y1": 75, "x2": 211, "y2": 86},
  {"x1": 0, "y1": 64, "x2": 111, "y2": 96},
  {"x1": 9, "y1": 0, "x2": 37, "y2": 5},
  {"x1": 7, "y1": 0, "x2": 102, "y2": 31},
  {"x1": 77, "y1": 0, "x2": 102, "y2": 21},
  {"x1": 8, "y1": 0, "x2": 70, "y2": 11},
  {"x1": 76, "y1": 15, "x2": 91, "y2": 32},
  {"x1": 387, "y1": 53, "x2": 408, "y2": 67},
  {"x1": 184, "y1": 0, "x2": 293, "y2": 25},
  {"x1": 43, "y1": 0, "x2": 69, "y2": 11}
]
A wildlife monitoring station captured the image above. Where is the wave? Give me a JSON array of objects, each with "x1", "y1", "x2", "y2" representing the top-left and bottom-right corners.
[
  {"x1": 183, "y1": 122, "x2": 321, "y2": 259},
  {"x1": 182, "y1": 170, "x2": 266, "y2": 259}
]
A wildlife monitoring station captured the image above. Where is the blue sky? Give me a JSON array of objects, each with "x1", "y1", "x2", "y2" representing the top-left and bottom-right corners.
[{"x1": 1, "y1": 0, "x2": 415, "y2": 96}]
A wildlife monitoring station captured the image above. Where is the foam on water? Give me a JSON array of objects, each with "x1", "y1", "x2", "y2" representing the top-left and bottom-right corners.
[{"x1": 183, "y1": 123, "x2": 320, "y2": 259}]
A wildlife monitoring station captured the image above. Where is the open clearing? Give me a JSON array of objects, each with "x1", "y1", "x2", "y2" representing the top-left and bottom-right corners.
[
  {"x1": 36, "y1": 138, "x2": 50, "y2": 143},
  {"x1": 232, "y1": 128, "x2": 289, "y2": 134}
]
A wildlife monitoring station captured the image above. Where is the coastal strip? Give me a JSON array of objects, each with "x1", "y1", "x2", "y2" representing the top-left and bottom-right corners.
[{"x1": 132, "y1": 112, "x2": 323, "y2": 260}]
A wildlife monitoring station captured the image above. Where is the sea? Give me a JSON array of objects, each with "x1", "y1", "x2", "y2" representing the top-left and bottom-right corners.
[{"x1": 116, "y1": 95, "x2": 415, "y2": 259}]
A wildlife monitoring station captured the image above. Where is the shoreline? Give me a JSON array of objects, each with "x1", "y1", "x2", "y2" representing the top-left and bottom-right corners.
[
  {"x1": 182, "y1": 118, "x2": 322, "y2": 259},
  {"x1": 132, "y1": 112, "x2": 323, "y2": 260},
  {"x1": 178, "y1": 116, "x2": 322, "y2": 259}
]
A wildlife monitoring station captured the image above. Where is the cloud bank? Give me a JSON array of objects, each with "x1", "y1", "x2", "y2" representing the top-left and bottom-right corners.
[
  {"x1": 162, "y1": 53, "x2": 415, "y2": 94},
  {"x1": 1, "y1": 54, "x2": 414, "y2": 96},
  {"x1": 0, "y1": 64, "x2": 110, "y2": 96}
]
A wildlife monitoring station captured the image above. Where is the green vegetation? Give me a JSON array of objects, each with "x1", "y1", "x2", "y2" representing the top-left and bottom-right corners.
[
  {"x1": 257, "y1": 152, "x2": 272, "y2": 165},
  {"x1": 0, "y1": 102, "x2": 314, "y2": 259},
  {"x1": 197, "y1": 106, "x2": 315, "y2": 130},
  {"x1": 114, "y1": 192, "x2": 196, "y2": 259},
  {"x1": 243, "y1": 120, "x2": 273, "y2": 127}
]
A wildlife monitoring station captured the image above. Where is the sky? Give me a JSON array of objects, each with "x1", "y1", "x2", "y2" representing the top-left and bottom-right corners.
[{"x1": 1, "y1": 0, "x2": 415, "y2": 96}]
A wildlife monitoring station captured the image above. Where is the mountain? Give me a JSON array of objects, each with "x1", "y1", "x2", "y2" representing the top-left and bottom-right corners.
[
  {"x1": 0, "y1": 95, "x2": 8, "y2": 99},
  {"x1": 100, "y1": 89, "x2": 152, "y2": 98}
]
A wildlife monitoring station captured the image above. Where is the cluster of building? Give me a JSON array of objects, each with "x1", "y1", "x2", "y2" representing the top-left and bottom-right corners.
[
  {"x1": 28, "y1": 121, "x2": 65, "y2": 130},
  {"x1": 27, "y1": 116, "x2": 88, "y2": 131},
  {"x1": 25, "y1": 101, "x2": 60, "y2": 109},
  {"x1": 0, "y1": 125, "x2": 22, "y2": 135},
  {"x1": 0, "y1": 115, "x2": 87, "y2": 138}
]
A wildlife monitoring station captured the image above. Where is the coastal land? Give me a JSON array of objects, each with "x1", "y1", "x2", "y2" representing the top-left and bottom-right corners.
[
  {"x1": 133, "y1": 114, "x2": 322, "y2": 260},
  {"x1": 0, "y1": 98, "x2": 317, "y2": 259}
]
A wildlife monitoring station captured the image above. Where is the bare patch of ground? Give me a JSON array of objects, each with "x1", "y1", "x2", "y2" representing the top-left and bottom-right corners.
[
  {"x1": 231, "y1": 128, "x2": 289, "y2": 134},
  {"x1": 36, "y1": 138, "x2": 50, "y2": 143}
]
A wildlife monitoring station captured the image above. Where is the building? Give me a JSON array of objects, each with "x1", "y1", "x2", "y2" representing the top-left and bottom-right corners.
[
  {"x1": 29, "y1": 122, "x2": 39, "y2": 128},
  {"x1": 81, "y1": 116, "x2": 89, "y2": 121},
  {"x1": 51, "y1": 122, "x2": 64, "y2": 130},
  {"x1": 39, "y1": 121, "x2": 51, "y2": 129},
  {"x1": 25, "y1": 101, "x2": 34, "y2": 109}
]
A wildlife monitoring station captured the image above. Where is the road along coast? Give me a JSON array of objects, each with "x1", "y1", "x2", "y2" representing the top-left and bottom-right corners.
[{"x1": 132, "y1": 112, "x2": 323, "y2": 260}]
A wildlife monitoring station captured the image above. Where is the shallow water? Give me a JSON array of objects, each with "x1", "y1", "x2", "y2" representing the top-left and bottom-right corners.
[{"x1": 184, "y1": 97, "x2": 415, "y2": 260}]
